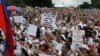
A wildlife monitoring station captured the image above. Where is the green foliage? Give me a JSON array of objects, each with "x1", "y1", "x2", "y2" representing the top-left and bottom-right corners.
[
  {"x1": 78, "y1": 2, "x2": 91, "y2": 9},
  {"x1": 78, "y1": 0, "x2": 100, "y2": 9},
  {"x1": 6, "y1": 0, "x2": 25, "y2": 7},
  {"x1": 91, "y1": 0, "x2": 100, "y2": 8},
  {"x1": 6, "y1": 0, "x2": 54, "y2": 7}
]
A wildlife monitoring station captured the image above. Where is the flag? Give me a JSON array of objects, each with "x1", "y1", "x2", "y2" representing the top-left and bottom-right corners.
[{"x1": 0, "y1": 0, "x2": 14, "y2": 56}]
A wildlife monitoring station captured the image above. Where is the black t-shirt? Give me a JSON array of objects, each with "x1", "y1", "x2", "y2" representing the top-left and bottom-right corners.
[
  {"x1": 36, "y1": 28, "x2": 40, "y2": 39},
  {"x1": 83, "y1": 26, "x2": 93, "y2": 37}
]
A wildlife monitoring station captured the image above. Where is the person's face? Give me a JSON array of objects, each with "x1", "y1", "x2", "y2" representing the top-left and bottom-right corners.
[
  {"x1": 20, "y1": 41, "x2": 24, "y2": 46},
  {"x1": 62, "y1": 46, "x2": 69, "y2": 53},
  {"x1": 40, "y1": 45, "x2": 45, "y2": 50},
  {"x1": 92, "y1": 33, "x2": 96, "y2": 39}
]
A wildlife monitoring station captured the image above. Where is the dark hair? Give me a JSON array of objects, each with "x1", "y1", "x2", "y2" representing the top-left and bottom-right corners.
[
  {"x1": 92, "y1": 31, "x2": 97, "y2": 35},
  {"x1": 65, "y1": 43, "x2": 71, "y2": 51},
  {"x1": 0, "y1": 38, "x2": 4, "y2": 44},
  {"x1": 68, "y1": 37, "x2": 72, "y2": 43},
  {"x1": 39, "y1": 44, "x2": 49, "y2": 50},
  {"x1": 94, "y1": 39, "x2": 99, "y2": 43},
  {"x1": 20, "y1": 38, "x2": 25, "y2": 41},
  {"x1": 14, "y1": 45, "x2": 17, "y2": 49},
  {"x1": 52, "y1": 31, "x2": 56, "y2": 35},
  {"x1": 78, "y1": 26, "x2": 82, "y2": 30},
  {"x1": 29, "y1": 44, "x2": 32, "y2": 49},
  {"x1": 0, "y1": 30, "x2": 2, "y2": 37}
]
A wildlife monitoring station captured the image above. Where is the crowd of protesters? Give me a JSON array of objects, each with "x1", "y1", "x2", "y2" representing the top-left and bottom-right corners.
[{"x1": 0, "y1": 6, "x2": 100, "y2": 56}]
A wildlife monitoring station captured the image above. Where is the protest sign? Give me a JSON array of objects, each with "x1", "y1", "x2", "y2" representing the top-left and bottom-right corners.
[
  {"x1": 41, "y1": 13, "x2": 56, "y2": 29},
  {"x1": 27, "y1": 24, "x2": 37, "y2": 36},
  {"x1": 38, "y1": 54, "x2": 51, "y2": 56},
  {"x1": 72, "y1": 30, "x2": 84, "y2": 45},
  {"x1": 14, "y1": 16, "x2": 25, "y2": 23}
]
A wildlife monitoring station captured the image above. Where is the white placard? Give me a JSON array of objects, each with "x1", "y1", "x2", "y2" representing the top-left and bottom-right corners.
[
  {"x1": 27, "y1": 24, "x2": 37, "y2": 36},
  {"x1": 72, "y1": 30, "x2": 84, "y2": 45},
  {"x1": 41, "y1": 13, "x2": 56, "y2": 29},
  {"x1": 14, "y1": 16, "x2": 25, "y2": 23},
  {"x1": 38, "y1": 54, "x2": 51, "y2": 56}
]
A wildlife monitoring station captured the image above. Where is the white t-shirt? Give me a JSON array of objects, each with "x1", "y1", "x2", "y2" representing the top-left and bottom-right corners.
[
  {"x1": 14, "y1": 49, "x2": 21, "y2": 56},
  {"x1": 0, "y1": 44, "x2": 4, "y2": 52},
  {"x1": 14, "y1": 42, "x2": 21, "y2": 56},
  {"x1": 20, "y1": 24, "x2": 24, "y2": 31},
  {"x1": 41, "y1": 27, "x2": 46, "y2": 35},
  {"x1": 95, "y1": 30, "x2": 99, "y2": 39},
  {"x1": 88, "y1": 37, "x2": 93, "y2": 46},
  {"x1": 62, "y1": 27, "x2": 66, "y2": 33}
]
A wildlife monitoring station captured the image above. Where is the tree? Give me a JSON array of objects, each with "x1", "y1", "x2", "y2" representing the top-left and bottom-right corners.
[
  {"x1": 6, "y1": 0, "x2": 25, "y2": 7},
  {"x1": 78, "y1": 2, "x2": 91, "y2": 9},
  {"x1": 6, "y1": 0, "x2": 54, "y2": 7},
  {"x1": 78, "y1": 0, "x2": 100, "y2": 9},
  {"x1": 91, "y1": 0, "x2": 100, "y2": 9},
  {"x1": 24, "y1": 0, "x2": 54, "y2": 7}
]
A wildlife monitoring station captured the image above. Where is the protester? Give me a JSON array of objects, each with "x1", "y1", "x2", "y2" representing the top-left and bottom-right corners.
[{"x1": 0, "y1": 6, "x2": 100, "y2": 56}]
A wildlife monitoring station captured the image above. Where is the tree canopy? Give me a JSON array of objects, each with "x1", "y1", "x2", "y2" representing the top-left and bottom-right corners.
[
  {"x1": 6, "y1": 0, "x2": 54, "y2": 7},
  {"x1": 6, "y1": 0, "x2": 100, "y2": 9},
  {"x1": 78, "y1": 0, "x2": 100, "y2": 9},
  {"x1": 91, "y1": 0, "x2": 100, "y2": 9},
  {"x1": 78, "y1": 2, "x2": 91, "y2": 9}
]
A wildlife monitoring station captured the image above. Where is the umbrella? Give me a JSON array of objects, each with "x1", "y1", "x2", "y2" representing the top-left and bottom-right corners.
[{"x1": 7, "y1": 6, "x2": 16, "y2": 11}]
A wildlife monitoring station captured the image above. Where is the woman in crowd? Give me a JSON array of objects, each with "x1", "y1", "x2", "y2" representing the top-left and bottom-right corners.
[{"x1": 0, "y1": 7, "x2": 100, "y2": 56}]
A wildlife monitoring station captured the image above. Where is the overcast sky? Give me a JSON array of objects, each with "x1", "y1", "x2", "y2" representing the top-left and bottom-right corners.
[{"x1": 52, "y1": 0, "x2": 91, "y2": 7}]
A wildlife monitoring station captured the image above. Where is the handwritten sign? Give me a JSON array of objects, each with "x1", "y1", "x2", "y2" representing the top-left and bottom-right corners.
[
  {"x1": 27, "y1": 24, "x2": 37, "y2": 36},
  {"x1": 14, "y1": 16, "x2": 25, "y2": 24},
  {"x1": 72, "y1": 30, "x2": 84, "y2": 45},
  {"x1": 41, "y1": 13, "x2": 56, "y2": 29}
]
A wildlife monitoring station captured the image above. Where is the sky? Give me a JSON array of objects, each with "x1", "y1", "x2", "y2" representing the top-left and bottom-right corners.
[{"x1": 52, "y1": 0, "x2": 91, "y2": 7}]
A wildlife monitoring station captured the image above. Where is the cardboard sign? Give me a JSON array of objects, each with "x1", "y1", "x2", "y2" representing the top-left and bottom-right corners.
[
  {"x1": 14, "y1": 16, "x2": 25, "y2": 23},
  {"x1": 72, "y1": 30, "x2": 84, "y2": 45},
  {"x1": 27, "y1": 24, "x2": 37, "y2": 36},
  {"x1": 41, "y1": 13, "x2": 56, "y2": 29}
]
